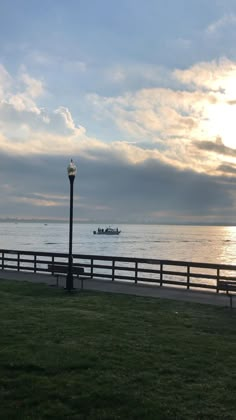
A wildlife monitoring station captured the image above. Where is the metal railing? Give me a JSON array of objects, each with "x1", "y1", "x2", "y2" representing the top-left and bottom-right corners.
[{"x1": 0, "y1": 248, "x2": 236, "y2": 292}]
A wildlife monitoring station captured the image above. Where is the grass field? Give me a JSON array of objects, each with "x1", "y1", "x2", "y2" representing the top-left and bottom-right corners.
[{"x1": 0, "y1": 279, "x2": 236, "y2": 419}]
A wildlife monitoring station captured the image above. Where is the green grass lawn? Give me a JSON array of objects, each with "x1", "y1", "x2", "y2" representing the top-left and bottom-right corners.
[{"x1": 0, "y1": 280, "x2": 236, "y2": 420}]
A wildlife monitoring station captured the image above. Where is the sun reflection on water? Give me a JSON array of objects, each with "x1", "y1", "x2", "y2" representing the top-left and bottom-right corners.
[{"x1": 218, "y1": 226, "x2": 236, "y2": 265}]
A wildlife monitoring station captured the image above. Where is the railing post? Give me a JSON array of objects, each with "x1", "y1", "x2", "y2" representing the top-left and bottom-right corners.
[
  {"x1": 2, "y1": 252, "x2": 4, "y2": 270},
  {"x1": 187, "y1": 265, "x2": 190, "y2": 289},
  {"x1": 51, "y1": 256, "x2": 55, "y2": 275},
  {"x1": 17, "y1": 253, "x2": 20, "y2": 271},
  {"x1": 34, "y1": 254, "x2": 37, "y2": 273},
  {"x1": 160, "y1": 263, "x2": 163, "y2": 286},
  {"x1": 217, "y1": 268, "x2": 220, "y2": 293},
  {"x1": 135, "y1": 261, "x2": 138, "y2": 284},
  {"x1": 91, "y1": 258, "x2": 94, "y2": 279},
  {"x1": 112, "y1": 259, "x2": 115, "y2": 281}
]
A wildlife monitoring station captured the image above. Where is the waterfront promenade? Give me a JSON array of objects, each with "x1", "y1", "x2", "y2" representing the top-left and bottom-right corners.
[{"x1": 0, "y1": 269, "x2": 232, "y2": 308}]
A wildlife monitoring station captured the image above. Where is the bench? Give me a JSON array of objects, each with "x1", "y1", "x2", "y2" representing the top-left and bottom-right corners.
[
  {"x1": 218, "y1": 280, "x2": 236, "y2": 309},
  {"x1": 48, "y1": 264, "x2": 85, "y2": 288}
]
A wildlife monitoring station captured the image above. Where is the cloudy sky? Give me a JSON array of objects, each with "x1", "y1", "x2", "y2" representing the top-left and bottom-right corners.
[{"x1": 1, "y1": 0, "x2": 236, "y2": 223}]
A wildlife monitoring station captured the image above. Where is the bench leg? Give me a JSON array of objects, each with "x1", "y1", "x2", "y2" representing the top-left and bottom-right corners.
[
  {"x1": 230, "y1": 295, "x2": 233, "y2": 310},
  {"x1": 75, "y1": 275, "x2": 83, "y2": 290}
]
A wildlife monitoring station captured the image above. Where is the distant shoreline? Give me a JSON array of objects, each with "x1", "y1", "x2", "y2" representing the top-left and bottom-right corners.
[{"x1": 0, "y1": 219, "x2": 235, "y2": 227}]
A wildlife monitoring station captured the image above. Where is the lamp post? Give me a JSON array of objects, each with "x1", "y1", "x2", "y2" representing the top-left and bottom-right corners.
[{"x1": 66, "y1": 159, "x2": 77, "y2": 291}]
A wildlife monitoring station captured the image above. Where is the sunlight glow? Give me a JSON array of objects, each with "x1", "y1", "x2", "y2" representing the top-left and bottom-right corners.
[{"x1": 203, "y1": 101, "x2": 236, "y2": 150}]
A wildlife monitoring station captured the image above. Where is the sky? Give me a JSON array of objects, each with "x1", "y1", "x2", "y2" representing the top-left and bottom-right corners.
[{"x1": 1, "y1": 0, "x2": 236, "y2": 224}]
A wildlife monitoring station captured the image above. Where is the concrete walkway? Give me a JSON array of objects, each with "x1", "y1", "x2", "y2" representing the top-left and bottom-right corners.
[{"x1": 0, "y1": 269, "x2": 233, "y2": 308}]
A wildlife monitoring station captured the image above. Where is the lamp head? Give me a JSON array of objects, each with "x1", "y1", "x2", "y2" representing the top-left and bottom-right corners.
[{"x1": 67, "y1": 159, "x2": 77, "y2": 178}]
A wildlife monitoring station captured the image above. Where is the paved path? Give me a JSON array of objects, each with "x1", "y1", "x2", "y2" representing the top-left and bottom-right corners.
[{"x1": 0, "y1": 269, "x2": 232, "y2": 308}]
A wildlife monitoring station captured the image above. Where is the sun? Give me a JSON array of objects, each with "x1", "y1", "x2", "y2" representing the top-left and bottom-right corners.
[
  {"x1": 203, "y1": 102, "x2": 236, "y2": 150},
  {"x1": 221, "y1": 133, "x2": 236, "y2": 150},
  {"x1": 217, "y1": 105, "x2": 236, "y2": 149},
  {"x1": 216, "y1": 109, "x2": 236, "y2": 149}
]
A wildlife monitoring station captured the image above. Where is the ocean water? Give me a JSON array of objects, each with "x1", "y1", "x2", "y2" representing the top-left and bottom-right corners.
[{"x1": 0, "y1": 223, "x2": 236, "y2": 265}]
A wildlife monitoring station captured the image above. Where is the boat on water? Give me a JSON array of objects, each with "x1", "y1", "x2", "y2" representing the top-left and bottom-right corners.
[{"x1": 93, "y1": 227, "x2": 121, "y2": 235}]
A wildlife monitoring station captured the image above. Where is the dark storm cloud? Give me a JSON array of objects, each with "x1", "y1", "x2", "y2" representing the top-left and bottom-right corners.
[
  {"x1": 0, "y1": 152, "x2": 234, "y2": 222},
  {"x1": 193, "y1": 139, "x2": 236, "y2": 157},
  {"x1": 80, "y1": 158, "x2": 233, "y2": 214},
  {"x1": 217, "y1": 164, "x2": 236, "y2": 175}
]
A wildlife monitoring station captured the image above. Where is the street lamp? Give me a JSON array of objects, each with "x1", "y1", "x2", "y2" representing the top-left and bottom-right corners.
[{"x1": 66, "y1": 159, "x2": 77, "y2": 291}]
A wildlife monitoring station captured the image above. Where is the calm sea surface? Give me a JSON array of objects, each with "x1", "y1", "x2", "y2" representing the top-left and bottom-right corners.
[{"x1": 0, "y1": 223, "x2": 236, "y2": 265}]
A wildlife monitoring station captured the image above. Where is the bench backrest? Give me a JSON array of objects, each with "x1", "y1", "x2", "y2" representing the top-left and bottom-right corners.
[
  {"x1": 48, "y1": 264, "x2": 84, "y2": 275},
  {"x1": 218, "y1": 281, "x2": 236, "y2": 292}
]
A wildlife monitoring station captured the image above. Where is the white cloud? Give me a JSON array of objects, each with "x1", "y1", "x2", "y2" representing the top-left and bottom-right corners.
[
  {"x1": 64, "y1": 60, "x2": 87, "y2": 72},
  {"x1": 2, "y1": 69, "x2": 45, "y2": 114},
  {"x1": 29, "y1": 49, "x2": 87, "y2": 73},
  {"x1": 206, "y1": 14, "x2": 236, "y2": 34},
  {"x1": 14, "y1": 196, "x2": 60, "y2": 207},
  {"x1": 174, "y1": 58, "x2": 236, "y2": 95},
  {"x1": 88, "y1": 58, "x2": 236, "y2": 173},
  {"x1": 1, "y1": 61, "x2": 236, "y2": 178},
  {"x1": 104, "y1": 63, "x2": 174, "y2": 88},
  {"x1": 0, "y1": 64, "x2": 12, "y2": 99},
  {"x1": 171, "y1": 38, "x2": 191, "y2": 49},
  {"x1": 20, "y1": 72, "x2": 44, "y2": 98},
  {"x1": 0, "y1": 66, "x2": 86, "y2": 144}
]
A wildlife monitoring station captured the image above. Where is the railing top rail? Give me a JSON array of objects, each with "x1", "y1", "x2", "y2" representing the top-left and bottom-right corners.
[
  {"x1": 0, "y1": 249, "x2": 235, "y2": 270},
  {"x1": 74, "y1": 254, "x2": 236, "y2": 270},
  {"x1": 0, "y1": 249, "x2": 68, "y2": 258}
]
